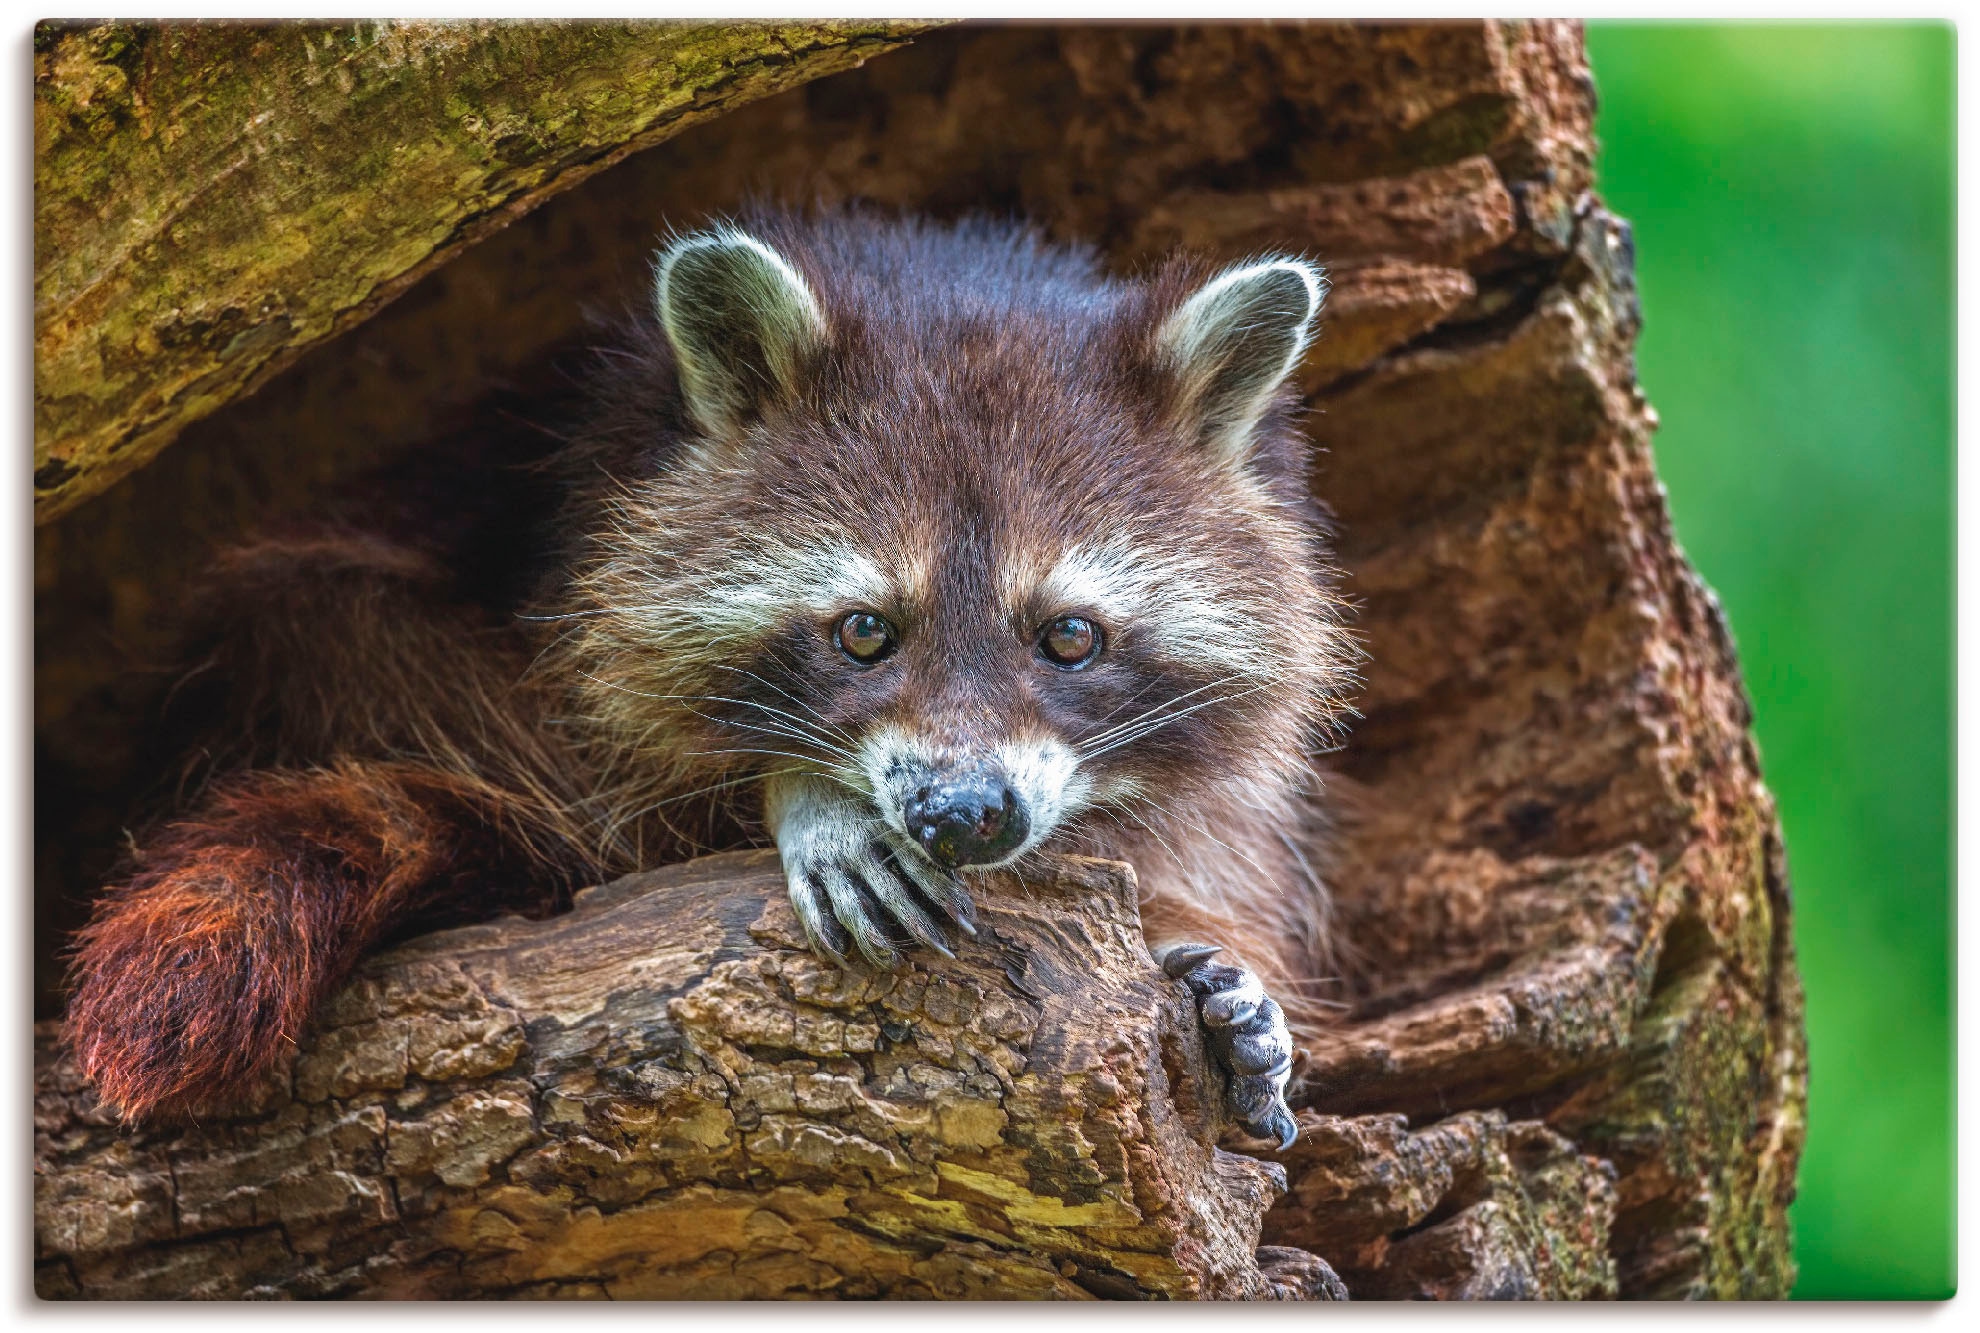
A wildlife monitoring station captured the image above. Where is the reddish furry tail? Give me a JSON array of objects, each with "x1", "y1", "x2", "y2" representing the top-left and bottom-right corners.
[{"x1": 65, "y1": 761, "x2": 561, "y2": 1122}]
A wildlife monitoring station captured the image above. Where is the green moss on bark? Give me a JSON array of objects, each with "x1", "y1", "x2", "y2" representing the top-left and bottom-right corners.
[{"x1": 33, "y1": 18, "x2": 935, "y2": 521}]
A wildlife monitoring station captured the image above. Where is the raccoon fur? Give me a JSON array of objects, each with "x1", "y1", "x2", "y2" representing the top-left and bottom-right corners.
[{"x1": 64, "y1": 209, "x2": 1357, "y2": 1148}]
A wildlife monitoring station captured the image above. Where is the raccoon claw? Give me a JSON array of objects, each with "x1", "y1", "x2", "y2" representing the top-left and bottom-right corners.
[
  {"x1": 1159, "y1": 942, "x2": 1223, "y2": 978},
  {"x1": 777, "y1": 803, "x2": 975, "y2": 970},
  {"x1": 1156, "y1": 941, "x2": 1299, "y2": 1150},
  {"x1": 1256, "y1": 1106, "x2": 1300, "y2": 1154},
  {"x1": 883, "y1": 841, "x2": 977, "y2": 938},
  {"x1": 788, "y1": 878, "x2": 856, "y2": 969}
]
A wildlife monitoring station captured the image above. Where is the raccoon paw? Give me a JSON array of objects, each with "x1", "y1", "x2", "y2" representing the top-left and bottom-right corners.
[
  {"x1": 776, "y1": 802, "x2": 976, "y2": 970},
  {"x1": 1156, "y1": 942, "x2": 1299, "y2": 1151}
]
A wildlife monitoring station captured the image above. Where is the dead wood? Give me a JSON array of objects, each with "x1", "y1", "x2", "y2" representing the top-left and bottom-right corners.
[
  {"x1": 34, "y1": 20, "x2": 1806, "y2": 1299},
  {"x1": 34, "y1": 853, "x2": 1345, "y2": 1300}
]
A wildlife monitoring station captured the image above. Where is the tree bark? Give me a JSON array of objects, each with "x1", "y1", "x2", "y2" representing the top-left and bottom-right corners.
[
  {"x1": 34, "y1": 854, "x2": 1341, "y2": 1300},
  {"x1": 32, "y1": 18, "x2": 934, "y2": 520},
  {"x1": 33, "y1": 20, "x2": 1807, "y2": 1299}
]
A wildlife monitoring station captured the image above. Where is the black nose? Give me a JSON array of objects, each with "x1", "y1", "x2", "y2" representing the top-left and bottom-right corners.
[{"x1": 903, "y1": 776, "x2": 1030, "y2": 868}]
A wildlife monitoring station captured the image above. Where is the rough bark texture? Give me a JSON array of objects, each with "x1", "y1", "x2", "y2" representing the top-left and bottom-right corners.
[
  {"x1": 35, "y1": 854, "x2": 1347, "y2": 1300},
  {"x1": 34, "y1": 20, "x2": 1806, "y2": 1300},
  {"x1": 32, "y1": 17, "x2": 933, "y2": 520}
]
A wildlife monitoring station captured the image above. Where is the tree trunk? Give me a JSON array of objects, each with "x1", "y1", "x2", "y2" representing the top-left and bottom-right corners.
[
  {"x1": 33, "y1": 20, "x2": 1806, "y2": 1299},
  {"x1": 32, "y1": 18, "x2": 935, "y2": 520},
  {"x1": 34, "y1": 854, "x2": 1342, "y2": 1300}
]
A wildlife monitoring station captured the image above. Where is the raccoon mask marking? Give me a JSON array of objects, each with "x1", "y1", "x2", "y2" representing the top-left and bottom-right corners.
[
  {"x1": 560, "y1": 216, "x2": 1347, "y2": 993},
  {"x1": 64, "y1": 210, "x2": 1348, "y2": 1149}
]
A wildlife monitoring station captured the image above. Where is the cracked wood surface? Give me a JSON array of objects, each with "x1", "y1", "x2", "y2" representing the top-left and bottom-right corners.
[
  {"x1": 32, "y1": 17, "x2": 934, "y2": 521},
  {"x1": 34, "y1": 854, "x2": 1336, "y2": 1300},
  {"x1": 34, "y1": 20, "x2": 1806, "y2": 1299}
]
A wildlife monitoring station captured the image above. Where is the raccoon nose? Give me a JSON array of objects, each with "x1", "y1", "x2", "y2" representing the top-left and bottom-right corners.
[{"x1": 903, "y1": 777, "x2": 1030, "y2": 868}]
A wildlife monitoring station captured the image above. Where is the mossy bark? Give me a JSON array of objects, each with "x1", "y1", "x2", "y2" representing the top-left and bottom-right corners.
[
  {"x1": 32, "y1": 18, "x2": 934, "y2": 520},
  {"x1": 33, "y1": 20, "x2": 1805, "y2": 1299}
]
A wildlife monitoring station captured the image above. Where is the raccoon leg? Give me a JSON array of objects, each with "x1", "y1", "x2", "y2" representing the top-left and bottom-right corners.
[
  {"x1": 65, "y1": 761, "x2": 560, "y2": 1122},
  {"x1": 1151, "y1": 939, "x2": 1300, "y2": 1151},
  {"x1": 764, "y1": 774, "x2": 976, "y2": 969}
]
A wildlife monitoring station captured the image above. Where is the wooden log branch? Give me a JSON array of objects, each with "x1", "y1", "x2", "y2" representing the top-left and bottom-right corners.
[
  {"x1": 1267, "y1": 1111, "x2": 1619, "y2": 1300},
  {"x1": 34, "y1": 20, "x2": 1807, "y2": 1299},
  {"x1": 32, "y1": 17, "x2": 934, "y2": 520},
  {"x1": 34, "y1": 853, "x2": 1341, "y2": 1300}
]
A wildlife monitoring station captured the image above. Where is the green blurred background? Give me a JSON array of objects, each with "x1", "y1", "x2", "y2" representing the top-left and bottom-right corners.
[{"x1": 1583, "y1": 23, "x2": 1954, "y2": 1300}]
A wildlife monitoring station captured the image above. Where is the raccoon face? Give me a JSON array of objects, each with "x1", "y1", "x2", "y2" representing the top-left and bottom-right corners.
[{"x1": 574, "y1": 216, "x2": 1348, "y2": 870}]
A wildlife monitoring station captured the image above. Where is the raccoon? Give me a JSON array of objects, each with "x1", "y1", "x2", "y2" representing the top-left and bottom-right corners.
[{"x1": 63, "y1": 210, "x2": 1355, "y2": 1150}]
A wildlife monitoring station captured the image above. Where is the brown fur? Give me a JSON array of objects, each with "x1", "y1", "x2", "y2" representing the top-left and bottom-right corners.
[
  {"x1": 65, "y1": 209, "x2": 1356, "y2": 1122},
  {"x1": 66, "y1": 762, "x2": 560, "y2": 1120}
]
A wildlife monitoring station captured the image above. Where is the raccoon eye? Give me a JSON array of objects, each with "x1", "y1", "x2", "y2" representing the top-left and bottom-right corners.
[
  {"x1": 835, "y1": 611, "x2": 898, "y2": 664},
  {"x1": 1038, "y1": 615, "x2": 1103, "y2": 669}
]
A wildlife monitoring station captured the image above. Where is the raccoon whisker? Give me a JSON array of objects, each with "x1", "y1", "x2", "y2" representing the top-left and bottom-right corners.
[
  {"x1": 702, "y1": 664, "x2": 858, "y2": 744},
  {"x1": 1075, "y1": 802, "x2": 1192, "y2": 876},
  {"x1": 1075, "y1": 672, "x2": 1260, "y2": 751},
  {"x1": 573, "y1": 668, "x2": 673, "y2": 702},
  {"x1": 1077, "y1": 669, "x2": 1227, "y2": 732},
  {"x1": 1064, "y1": 803, "x2": 1145, "y2": 855},
  {"x1": 516, "y1": 604, "x2": 678, "y2": 622},
  {"x1": 683, "y1": 749, "x2": 869, "y2": 801},
  {"x1": 589, "y1": 778, "x2": 699, "y2": 858},
  {"x1": 695, "y1": 714, "x2": 857, "y2": 763},
  {"x1": 576, "y1": 673, "x2": 850, "y2": 756},
  {"x1": 1125, "y1": 788, "x2": 1277, "y2": 884},
  {"x1": 713, "y1": 721, "x2": 848, "y2": 756},
  {"x1": 606, "y1": 765, "x2": 810, "y2": 834},
  {"x1": 684, "y1": 704, "x2": 849, "y2": 753},
  {"x1": 1093, "y1": 677, "x2": 1280, "y2": 737},
  {"x1": 1076, "y1": 682, "x2": 1280, "y2": 761},
  {"x1": 682, "y1": 688, "x2": 859, "y2": 748},
  {"x1": 1077, "y1": 672, "x2": 1250, "y2": 745},
  {"x1": 1129, "y1": 818, "x2": 1193, "y2": 876},
  {"x1": 1276, "y1": 825, "x2": 1331, "y2": 945},
  {"x1": 686, "y1": 719, "x2": 849, "y2": 769},
  {"x1": 573, "y1": 669, "x2": 853, "y2": 751},
  {"x1": 1076, "y1": 679, "x2": 1167, "y2": 733},
  {"x1": 682, "y1": 746, "x2": 835, "y2": 767},
  {"x1": 518, "y1": 619, "x2": 593, "y2": 678},
  {"x1": 646, "y1": 765, "x2": 806, "y2": 810}
]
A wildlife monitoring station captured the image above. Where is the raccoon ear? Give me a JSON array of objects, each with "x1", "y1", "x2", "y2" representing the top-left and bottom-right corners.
[
  {"x1": 1156, "y1": 257, "x2": 1327, "y2": 465},
  {"x1": 653, "y1": 227, "x2": 826, "y2": 437}
]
